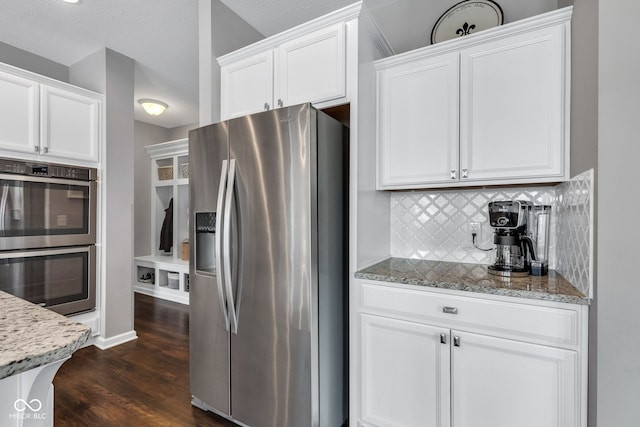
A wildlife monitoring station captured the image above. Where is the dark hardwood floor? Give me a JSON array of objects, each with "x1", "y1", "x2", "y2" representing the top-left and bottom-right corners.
[{"x1": 53, "y1": 293, "x2": 236, "y2": 426}]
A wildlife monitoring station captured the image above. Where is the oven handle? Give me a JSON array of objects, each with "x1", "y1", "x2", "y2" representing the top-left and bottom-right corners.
[
  {"x1": 0, "y1": 173, "x2": 94, "y2": 186},
  {"x1": 0, "y1": 245, "x2": 93, "y2": 259},
  {"x1": 0, "y1": 184, "x2": 8, "y2": 235}
]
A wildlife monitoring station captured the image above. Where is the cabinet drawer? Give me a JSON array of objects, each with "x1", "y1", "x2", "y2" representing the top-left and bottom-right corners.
[{"x1": 359, "y1": 282, "x2": 581, "y2": 347}]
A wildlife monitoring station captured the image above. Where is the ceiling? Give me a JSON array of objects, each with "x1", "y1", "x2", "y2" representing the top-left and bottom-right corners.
[{"x1": 0, "y1": 0, "x2": 560, "y2": 129}]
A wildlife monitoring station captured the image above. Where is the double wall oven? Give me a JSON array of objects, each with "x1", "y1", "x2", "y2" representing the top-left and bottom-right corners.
[{"x1": 0, "y1": 158, "x2": 97, "y2": 315}]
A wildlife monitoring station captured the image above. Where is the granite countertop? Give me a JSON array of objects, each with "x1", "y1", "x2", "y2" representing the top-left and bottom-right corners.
[
  {"x1": 355, "y1": 258, "x2": 588, "y2": 305},
  {"x1": 0, "y1": 291, "x2": 91, "y2": 380}
]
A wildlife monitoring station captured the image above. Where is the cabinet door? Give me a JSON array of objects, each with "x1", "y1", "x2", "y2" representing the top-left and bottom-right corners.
[
  {"x1": 459, "y1": 24, "x2": 567, "y2": 183},
  {"x1": 360, "y1": 314, "x2": 451, "y2": 427},
  {"x1": 451, "y1": 331, "x2": 578, "y2": 427},
  {"x1": 0, "y1": 71, "x2": 39, "y2": 155},
  {"x1": 41, "y1": 85, "x2": 100, "y2": 163},
  {"x1": 275, "y1": 22, "x2": 346, "y2": 108},
  {"x1": 221, "y1": 50, "x2": 274, "y2": 120},
  {"x1": 377, "y1": 52, "x2": 459, "y2": 189}
]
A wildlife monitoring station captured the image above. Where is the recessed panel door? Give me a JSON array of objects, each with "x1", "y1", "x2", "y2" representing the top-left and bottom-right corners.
[
  {"x1": 378, "y1": 52, "x2": 459, "y2": 189},
  {"x1": 360, "y1": 314, "x2": 451, "y2": 427},
  {"x1": 451, "y1": 330, "x2": 578, "y2": 427}
]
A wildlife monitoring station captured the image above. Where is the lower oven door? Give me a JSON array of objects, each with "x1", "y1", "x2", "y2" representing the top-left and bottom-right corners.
[{"x1": 0, "y1": 245, "x2": 96, "y2": 315}]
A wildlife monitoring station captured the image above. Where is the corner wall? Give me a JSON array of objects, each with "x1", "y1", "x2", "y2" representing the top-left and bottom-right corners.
[
  {"x1": 198, "y1": 0, "x2": 263, "y2": 125},
  {"x1": 134, "y1": 122, "x2": 170, "y2": 257},
  {"x1": 0, "y1": 41, "x2": 69, "y2": 83},
  {"x1": 70, "y1": 48, "x2": 137, "y2": 347},
  {"x1": 597, "y1": 1, "x2": 640, "y2": 425}
]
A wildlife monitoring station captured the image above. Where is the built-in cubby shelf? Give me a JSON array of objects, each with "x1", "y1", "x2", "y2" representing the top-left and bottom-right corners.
[
  {"x1": 133, "y1": 138, "x2": 190, "y2": 305},
  {"x1": 134, "y1": 255, "x2": 189, "y2": 305}
]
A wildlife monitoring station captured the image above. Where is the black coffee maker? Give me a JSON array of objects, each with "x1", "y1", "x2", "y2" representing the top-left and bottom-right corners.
[{"x1": 487, "y1": 200, "x2": 550, "y2": 277}]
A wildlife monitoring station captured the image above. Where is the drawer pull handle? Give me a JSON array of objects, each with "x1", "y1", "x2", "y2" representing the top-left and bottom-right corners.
[{"x1": 443, "y1": 306, "x2": 458, "y2": 315}]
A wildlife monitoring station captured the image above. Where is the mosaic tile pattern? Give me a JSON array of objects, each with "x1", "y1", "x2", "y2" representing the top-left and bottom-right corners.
[
  {"x1": 390, "y1": 187, "x2": 557, "y2": 267},
  {"x1": 556, "y1": 170, "x2": 594, "y2": 298},
  {"x1": 389, "y1": 171, "x2": 594, "y2": 299}
]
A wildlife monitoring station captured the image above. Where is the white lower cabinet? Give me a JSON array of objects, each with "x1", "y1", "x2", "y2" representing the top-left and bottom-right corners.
[
  {"x1": 361, "y1": 314, "x2": 450, "y2": 427},
  {"x1": 450, "y1": 331, "x2": 577, "y2": 427},
  {"x1": 354, "y1": 281, "x2": 587, "y2": 427}
]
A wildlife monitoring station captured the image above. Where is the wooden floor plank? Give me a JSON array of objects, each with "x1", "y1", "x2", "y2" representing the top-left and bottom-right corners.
[{"x1": 54, "y1": 293, "x2": 236, "y2": 426}]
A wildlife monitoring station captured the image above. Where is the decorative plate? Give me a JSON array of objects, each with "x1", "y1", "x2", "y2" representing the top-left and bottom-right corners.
[{"x1": 431, "y1": 0, "x2": 504, "y2": 45}]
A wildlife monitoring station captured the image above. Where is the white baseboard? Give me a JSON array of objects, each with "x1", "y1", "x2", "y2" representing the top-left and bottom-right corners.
[
  {"x1": 93, "y1": 330, "x2": 138, "y2": 350},
  {"x1": 134, "y1": 286, "x2": 189, "y2": 305}
]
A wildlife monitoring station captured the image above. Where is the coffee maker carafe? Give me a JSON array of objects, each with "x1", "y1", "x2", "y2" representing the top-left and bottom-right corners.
[{"x1": 487, "y1": 200, "x2": 550, "y2": 277}]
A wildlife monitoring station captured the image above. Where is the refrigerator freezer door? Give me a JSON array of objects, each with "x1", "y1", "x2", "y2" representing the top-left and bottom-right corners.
[
  {"x1": 228, "y1": 104, "x2": 315, "y2": 427},
  {"x1": 189, "y1": 122, "x2": 232, "y2": 415}
]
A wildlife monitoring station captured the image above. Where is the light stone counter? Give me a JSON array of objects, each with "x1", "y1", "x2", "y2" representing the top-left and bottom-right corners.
[
  {"x1": 355, "y1": 258, "x2": 588, "y2": 305},
  {"x1": 0, "y1": 291, "x2": 90, "y2": 380},
  {"x1": 0, "y1": 291, "x2": 90, "y2": 426}
]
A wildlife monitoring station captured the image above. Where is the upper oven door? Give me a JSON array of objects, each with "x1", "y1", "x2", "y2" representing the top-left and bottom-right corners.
[{"x1": 0, "y1": 174, "x2": 96, "y2": 250}]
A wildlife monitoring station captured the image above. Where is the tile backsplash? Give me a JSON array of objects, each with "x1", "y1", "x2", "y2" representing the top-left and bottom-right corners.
[
  {"x1": 556, "y1": 169, "x2": 594, "y2": 298},
  {"x1": 390, "y1": 170, "x2": 593, "y2": 297},
  {"x1": 390, "y1": 187, "x2": 557, "y2": 267}
]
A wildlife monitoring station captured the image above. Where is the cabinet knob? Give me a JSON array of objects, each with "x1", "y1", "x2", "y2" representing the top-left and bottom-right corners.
[
  {"x1": 42, "y1": 146, "x2": 49, "y2": 154},
  {"x1": 450, "y1": 170, "x2": 457, "y2": 180},
  {"x1": 34, "y1": 146, "x2": 40, "y2": 153},
  {"x1": 277, "y1": 99, "x2": 283, "y2": 108},
  {"x1": 462, "y1": 169, "x2": 468, "y2": 179},
  {"x1": 453, "y1": 336, "x2": 461, "y2": 347},
  {"x1": 440, "y1": 333, "x2": 447, "y2": 344},
  {"x1": 264, "y1": 103, "x2": 270, "y2": 111}
]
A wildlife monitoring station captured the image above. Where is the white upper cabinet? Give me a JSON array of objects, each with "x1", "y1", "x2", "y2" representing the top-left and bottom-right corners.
[
  {"x1": 0, "y1": 70, "x2": 39, "y2": 154},
  {"x1": 459, "y1": 24, "x2": 566, "y2": 183},
  {"x1": 275, "y1": 23, "x2": 346, "y2": 107},
  {"x1": 378, "y1": 52, "x2": 459, "y2": 186},
  {"x1": 0, "y1": 63, "x2": 102, "y2": 165},
  {"x1": 219, "y1": 17, "x2": 349, "y2": 120},
  {"x1": 221, "y1": 51, "x2": 274, "y2": 120},
  {"x1": 376, "y1": 7, "x2": 572, "y2": 190},
  {"x1": 41, "y1": 85, "x2": 100, "y2": 163}
]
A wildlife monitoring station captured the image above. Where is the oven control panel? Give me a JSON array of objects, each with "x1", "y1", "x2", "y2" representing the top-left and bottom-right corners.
[{"x1": 0, "y1": 158, "x2": 96, "y2": 181}]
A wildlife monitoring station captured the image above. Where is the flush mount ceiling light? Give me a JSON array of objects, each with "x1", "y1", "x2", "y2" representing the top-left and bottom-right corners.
[
  {"x1": 61, "y1": 0, "x2": 81, "y2": 4},
  {"x1": 138, "y1": 99, "x2": 168, "y2": 116}
]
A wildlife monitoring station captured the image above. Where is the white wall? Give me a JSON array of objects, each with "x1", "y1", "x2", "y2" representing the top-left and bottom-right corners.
[
  {"x1": 567, "y1": 1, "x2": 598, "y2": 424},
  {"x1": 0, "y1": 41, "x2": 68, "y2": 83},
  {"x1": 70, "y1": 48, "x2": 137, "y2": 344},
  {"x1": 134, "y1": 121, "x2": 170, "y2": 257},
  {"x1": 596, "y1": 0, "x2": 640, "y2": 425},
  {"x1": 133, "y1": 121, "x2": 196, "y2": 258},
  {"x1": 198, "y1": 0, "x2": 263, "y2": 125},
  {"x1": 167, "y1": 123, "x2": 197, "y2": 141}
]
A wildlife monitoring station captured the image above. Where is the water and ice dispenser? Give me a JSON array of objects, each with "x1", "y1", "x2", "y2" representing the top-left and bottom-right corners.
[{"x1": 194, "y1": 212, "x2": 216, "y2": 275}]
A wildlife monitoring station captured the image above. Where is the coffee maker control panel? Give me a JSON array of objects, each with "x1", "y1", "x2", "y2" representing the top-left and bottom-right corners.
[{"x1": 488, "y1": 200, "x2": 530, "y2": 229}]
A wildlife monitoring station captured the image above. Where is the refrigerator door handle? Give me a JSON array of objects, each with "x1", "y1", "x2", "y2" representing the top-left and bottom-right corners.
[
  {"x1": 215, "y1": 160, "x2": 230, "y2": 331},
  {"x1": 223, "y1": 159, "x2": 239, "y2": 334}
]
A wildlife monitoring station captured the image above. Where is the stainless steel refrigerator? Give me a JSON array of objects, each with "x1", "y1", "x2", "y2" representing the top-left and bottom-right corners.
[{"x1": 189, "y1": 103, "x2": 346, "y2": 427}]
